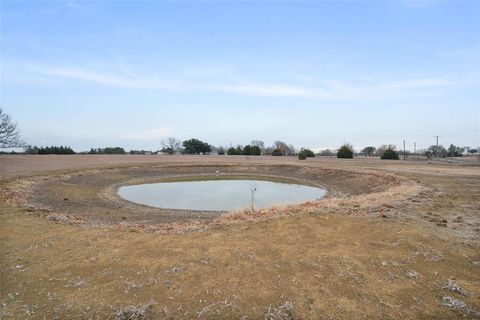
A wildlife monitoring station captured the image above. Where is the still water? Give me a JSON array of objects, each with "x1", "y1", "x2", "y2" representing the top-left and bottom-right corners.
[{"x1": 118, "y1": 179, "x2": 326, "y2": 211}]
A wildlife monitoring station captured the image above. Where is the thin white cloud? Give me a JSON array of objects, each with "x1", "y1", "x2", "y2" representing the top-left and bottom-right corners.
[
  {"x1": 36, "y1": 66, "x2": 184, "y2": 91},
  {"x1": 316, "y1": 77, "x2": 458, "y2": 101},
  {"x1": 375, "y1": 78, "x2": 455, "y2": 89},
  {"x1": 207, "y1": 83, "x2": 333, "y2": 98},
  {"x1": 120, "y1": 128, "x2": 171, "y2": 140},
  {"x1": 402, "y1": 0, "x2": 436, "y2": 8},
  {"x1": 31, "y1": 65, "x2": 459, "y2": 101}
]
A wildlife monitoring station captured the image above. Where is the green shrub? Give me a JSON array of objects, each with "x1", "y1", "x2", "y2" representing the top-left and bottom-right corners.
[
  {"x1": 337, "y1": 145, "x2": 353, "y2": 158},
  {"x1": 300, "y1": 148, "x2": 315, "y2": 157},
  {"x1": 298, "y1": 148, "x2": 314, "y2": 160},
  {"x1": 381, "y1": 147, "x2": 399, "y2": 160}
]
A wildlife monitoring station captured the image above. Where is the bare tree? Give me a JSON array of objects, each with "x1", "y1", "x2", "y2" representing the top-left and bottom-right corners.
[
  {"x1": 288, "y1": 144, "x2": 296, "y2": 155},
  {"x1": 361, "y1": 146, "x2": 376, "y2": 156},
  {"x1": 428, "y1": 144, "x2": 447, "y2": 157},
  {"x1": 376, "y1": 145, "x2": 387, "y2": 157},
  {"x1": 273, "y1": 141, "x2": 294, "y2": 155},
  {"x1": 319, "y1": 149, "x2": 335, "y2": 156},
  {"x1": 161, "y1": 137, "x2": 181, "y2": 154},
  {"x1": 0, "y1": 107, "x2": 24, "y2": 148},
  {"x1": 264, "y1": 146, "x2": 274, "y2": 155}
]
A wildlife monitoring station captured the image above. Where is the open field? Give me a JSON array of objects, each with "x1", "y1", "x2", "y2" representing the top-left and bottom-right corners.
[{"x1": 1, "y1": 155, "x2": 479, "y2": 319}]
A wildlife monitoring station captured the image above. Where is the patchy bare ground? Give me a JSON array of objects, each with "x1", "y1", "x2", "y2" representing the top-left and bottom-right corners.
[{"x1": 1, "y1": 155, "x2": 479, "y2": 319}]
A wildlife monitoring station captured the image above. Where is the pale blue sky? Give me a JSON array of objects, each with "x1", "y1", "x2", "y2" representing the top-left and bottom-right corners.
[{"x1": 1, "y1": 0, "x2": 479, "y2": 152}]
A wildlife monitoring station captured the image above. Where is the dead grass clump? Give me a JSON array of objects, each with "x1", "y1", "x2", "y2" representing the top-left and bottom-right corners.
[
  {"x1": 441, "y1": 296, "x2": 480, "y2": 318},
  {"x1": 406, "y1": 270, "x2": 419, "y2": 279},
  {"x1": 442, "y1": 296, "x2": 468, "y2": 313},
  {"x1": 264, "y1": 301, "x2": 296, "y2": 320},
  {"x1": 46, "y1": 213, "x2": 69, "y2": 223},
  {"x1": 112, "y1": 300, "x2": 155, "y2": 320},
  {"x1": 441, "y1": 279, "x2": 468, "y2": 296},
  {"x1": 415, "y1": 247, "x2": 444, "y2": 262},
  {"x1": 443, "y1": 297, "x2": 480, "y2": 318},
  {"x1": 165, "y1": 266, "x2": 183, "y2": 275}
]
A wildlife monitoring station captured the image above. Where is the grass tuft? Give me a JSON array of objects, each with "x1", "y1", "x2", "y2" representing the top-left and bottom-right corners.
[{"x1": 112, "y1": 300, "x2": 155, "y2": 320}]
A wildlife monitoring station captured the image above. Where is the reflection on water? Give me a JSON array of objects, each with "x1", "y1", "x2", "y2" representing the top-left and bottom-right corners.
[{"x1": 118, "y1": 179, "x2": 326, "y2": 211}]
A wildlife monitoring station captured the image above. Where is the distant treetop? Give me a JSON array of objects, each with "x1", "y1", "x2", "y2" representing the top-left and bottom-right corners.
[{"x1": 182, "y1": 138, "x2": 212, "y2": 154}]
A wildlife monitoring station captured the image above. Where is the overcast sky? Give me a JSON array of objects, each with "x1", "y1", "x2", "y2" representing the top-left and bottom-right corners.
[{"x1": 1, "y1": 1, "x2": 479, "y2": 152}]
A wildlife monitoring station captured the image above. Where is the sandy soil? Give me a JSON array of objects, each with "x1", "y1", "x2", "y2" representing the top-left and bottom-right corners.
[{"x1": 1, "y1": 155, "x2": 479, "y2": 319}]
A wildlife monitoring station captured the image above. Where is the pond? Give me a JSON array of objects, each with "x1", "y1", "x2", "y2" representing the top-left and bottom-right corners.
[{"x1": 118, "y1": 179, "x2": 326, "y2": 211}]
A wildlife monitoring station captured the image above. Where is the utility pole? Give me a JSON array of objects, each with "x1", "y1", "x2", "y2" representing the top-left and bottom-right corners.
[
  {"x1": 403, "y1": 140, "x2": 406, "y2": 160},
  {"x1": 414, "y1": 142, "x2": 416, "y2": 154},
  {"x1": 434, "y1": 135, "x2": 440, "y2": 157}
]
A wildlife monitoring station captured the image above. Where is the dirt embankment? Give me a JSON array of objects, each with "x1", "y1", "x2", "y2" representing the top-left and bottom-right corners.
[{"x1": 2, "y1": 162, "x2": 412, "y2": 229}]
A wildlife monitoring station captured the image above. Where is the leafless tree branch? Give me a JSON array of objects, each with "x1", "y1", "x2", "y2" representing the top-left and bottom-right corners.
[{"x1": 0, "y1": 107, "x2": 25, "y2": 148}]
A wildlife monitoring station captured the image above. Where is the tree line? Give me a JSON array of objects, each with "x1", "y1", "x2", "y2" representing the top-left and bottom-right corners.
[
  {"x1": 218, "y1": 145, "x2": 261, "y2": 156},
  {"x1": 336, "y1": 143, "x2": 478, "y2": 160},
  {"x1": 23, "y1": 146, "x2": 128, "y2": 155},
  {"x1": 24, "y1": 145, "x2": 75, "y2": 155},
  {"x1": 17, "y1": 140, "x2": 480, "y2": 160},
  {"x1": 161, "y1": 138, "x2": 299, "y2": 156},
  {"x1": 87, "y1": 147, "x2": 127, "y2": 154},
  {"x1": 161, "y1": 138, "x2": 320, "y2": 160}
]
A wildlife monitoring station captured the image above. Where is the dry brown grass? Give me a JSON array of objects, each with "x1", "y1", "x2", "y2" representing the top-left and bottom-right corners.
[{"x1": 1, "y1": 155, "x2": 479, "y2": 319}]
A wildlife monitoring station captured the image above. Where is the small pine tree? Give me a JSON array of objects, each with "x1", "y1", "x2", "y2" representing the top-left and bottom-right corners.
[
  {"x1": 235, "y1": 146, "x2": 243, "y2": 155},
  {"x1": 242, "y1": 145, "x2": 252, "y2": 155},
  {"x1": 227, "y1": 147, "x2": 237, "y2": 155},
  {"x1": 250, "y1": 145, "x2": 261, "y2": 155},
  {"x1": 337, "y1": 144, "x2": 353, "y2": 158}
]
